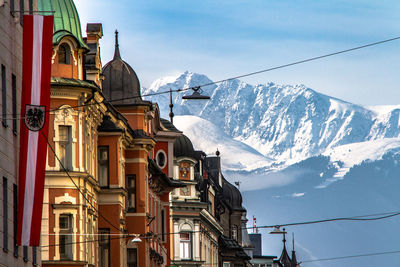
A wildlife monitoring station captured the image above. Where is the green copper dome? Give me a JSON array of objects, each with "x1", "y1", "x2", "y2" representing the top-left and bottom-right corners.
[{"x1": 38, "y1": 0, "x2": 88, "y2": 49}]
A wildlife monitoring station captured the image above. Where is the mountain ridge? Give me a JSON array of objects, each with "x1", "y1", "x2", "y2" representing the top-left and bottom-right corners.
[{"x1": 143, "y1": 71, "x2": 400, "y2": 165}]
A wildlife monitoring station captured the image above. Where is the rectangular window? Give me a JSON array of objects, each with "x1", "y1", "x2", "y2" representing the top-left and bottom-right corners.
[
  {"x1": 59, "y1": 214, "x2": 73, "y2": 260},
  {"x1": 161, "y1": 209, "x2": 166, "y2": 242},
  {"x1": 13, "y1": 184, "x2": 18, "y2": 257},
  {"x1": 179, "y1": 233, "x2": 192, "y2": 260},
  {"x1": 223, "y1": 262, "x2": 230, "y2": 267},
  {"x1": 127, "y1": 248, "x2": 138, "y2": 267},
  {"x1": 23, "y1": 245, "x2": 28, "y2": 262},
  {"x1": 2, "y1": 65, "x2": 7, "y2": 127},
  {"x1": 126, "y1": 175, "x2": 136, "y2": 212},
  {"x1": 59, "y1": 125, "x2": 72, "y2": 170},
  {"x1": 99, "y1": 228, "x2": 110, "y2": 267},
  {"x1": 3, "y1": 177, "x2": 8, "y2": 252},
  {"x1": 10, "y1": 0, "x2": 15, "y2": 16},
  {"x1": 32, "y1": 246, "x2": 37, "y2": 266},
  {"x1": 98, "y1": 146, "x2": 109, "y2": 187},
  {"x1": 11, "y1": 74, "x2": 16, "y2": 134},
  {"x1": 19, "y1": 0, "x2": 24, "y2": 25},
  {"x1": 29, "y1": 0, "x2": 33, "y2": 14}
]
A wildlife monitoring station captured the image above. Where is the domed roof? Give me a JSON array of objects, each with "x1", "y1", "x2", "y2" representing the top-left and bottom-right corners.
[
  {"x1": 174, "y1": 134, "x2": 195, "y2": 157},
  {"x1": 38, "y1": 0, "x2": 88, "y2": 49},
  {"x1": 222, "y1": 178, "x2": 244, "y2": 211},
  {"x1": 102, "y1": 31, "x2": 145, "y2": 105}
]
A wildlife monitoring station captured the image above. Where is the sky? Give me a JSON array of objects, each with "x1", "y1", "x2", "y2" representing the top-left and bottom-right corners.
[{"x1": 75, "y1": 0, "x2": 400, "y2": 106}]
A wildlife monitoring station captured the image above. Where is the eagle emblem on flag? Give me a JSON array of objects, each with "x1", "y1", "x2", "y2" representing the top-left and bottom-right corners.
[{"x1": 24, "y1": 104, "x2": 46, "y2": 131}]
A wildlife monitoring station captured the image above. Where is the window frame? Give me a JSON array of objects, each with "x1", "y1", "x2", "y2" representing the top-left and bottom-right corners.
[
  {"x1": 2, "y1": 64, "x2": 7, "y2": 128},
  {"x1": 58, "y1": 43, "x2": 71, "y2": 65},
  {"x1": 13, "y1": 183, "x2": 18, "y2": 257},
  {"x1": 127, "y1": 248, "x2": 138, "y2": 267},
  {"x1": 98, "y1": 146, "x2": 110, "y2": 188},
  {"x1": 3, "y1": 177, "x2": 8, "y2": 252},
  {"x1": 59, "y1": 214, "x2": 73, "y2": 260},
  {"x1": 179, "y1": 232, "x2": 192, "y2": 260},
  {"x1": 126, "y1": 175, "x2": 136, "y2": 212},
  {"x1": 11, "y1": 74, "x2": 17, "y2": 135},
  {"x1": 98, "y1": 228, "x2": 110, "y2": 267},
  {"x1": 58, "y1": 125, "x2": 72, "y2": 171}
]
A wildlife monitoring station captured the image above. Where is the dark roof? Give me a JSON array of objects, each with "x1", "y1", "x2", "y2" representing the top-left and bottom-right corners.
[
  {"x1": 102, "y1": 31, "x2": 146, "y2": 105},
  {"x1": 51, "y1": 77, "x2": 99, "y2": 90},
  {"x1": 160, "y1": 118, "x2": 181, "y2": 133},
  {"x1": 174, "y1": 134, "x2": 195, "y2": 157},
  {"x1": 222, "y1": 177, "x2": 245, "y2": 211},
  {"x1": 219, "y1": 235, "x2": 251, "y2": 260},
  {"x1": 204, "y1": 156, "x2": 221, "y2": 184},
  {"x1": 98, "y1": 115, "x2": 123, "y2": 132},
  {"x1": 279, "y1": 237, "x2": 292, "y2": 267},
  {"x1": 148, "y1": 159, "x2": 186, "y2": 189},
  {"x1": 86, "y1": 23, "x2": 102, "y2": 34}
]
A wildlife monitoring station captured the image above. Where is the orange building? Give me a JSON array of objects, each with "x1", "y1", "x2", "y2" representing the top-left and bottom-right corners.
[
  {"x1": 100, "y1": 31, "x2": 184, "y2": 267},
  {"x1": 38, "y1": 0, "x2": 185, "y2": 266}
]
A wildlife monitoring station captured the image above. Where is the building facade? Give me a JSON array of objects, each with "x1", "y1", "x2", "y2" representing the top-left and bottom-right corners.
[
  {"x1": 170, "y1": 134, "x2": 223, "y2": 266},
  {"x1": 1, "y1": 0, "x2": 41, "y2": 266}
]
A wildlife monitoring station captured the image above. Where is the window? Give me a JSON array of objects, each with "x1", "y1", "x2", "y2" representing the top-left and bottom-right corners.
[
  {"x1": 59, "y1": 214, "x2": 73, "y2": 260},
  {"x1": 126, "y1": 175, "x2": 136, "y2": 212},
  {"x1": 11, "y1": 74, "x2": 16, "y2": 134},
  {"x1": 10, "y1": 0, "x2": 15, "y2": 16},
  {"x1": 28, "y1": 0, "x2": 33, "y2": 14},
  {"x1": 127, "y1": 248, "x2": 138, "y2": 267},
  {"x1": 98, "y1": 146, "x2": 109, "y2": 187},
  {"x1": 99, "y1": 229, "x2": 110, "y2": 267},
  {"x1": 13, "y1": 184, "x2": 18, "y2": 257},
  {"x1": 32, "y1": 246, "x2": 37, "y2": 266},
  {"x1": 3, "y1": 177, "x2": 8, "y2": 252},
  {"x1": 223, "y1": 262, "x2": 230, "y2": 267},
  {"x1": 231, "y1": 225, "x2": 238, "y2": 241},
  {"x1": 179, "y1": 233, "x2": 192, "y2": 260},
  {"x1": 156, "y1": 150, "x2": 166, "y2": 169},
  {"x1": 58, "y1": 43, "x2": 71, "y2": 64},
  {"x1": 161, "y1": 209, "x2": 166, "y2": 242},
  {"x1": 2, "y1": 64, "x2": 7, "y2": 127},
  {"x1": 19, "y1": 0, "x2": 24, "y2": 26},
  {"x1": 59, "y1": 126, "x2": 72, "y2": 170},
  {"x1": 23, "y1": 246, "x2": 28, "y2": 262}
]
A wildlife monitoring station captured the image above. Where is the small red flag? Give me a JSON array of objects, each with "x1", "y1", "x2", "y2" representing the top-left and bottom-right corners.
[{"x1": 17, "y1": 14, "x2": 53, "y2": 246}]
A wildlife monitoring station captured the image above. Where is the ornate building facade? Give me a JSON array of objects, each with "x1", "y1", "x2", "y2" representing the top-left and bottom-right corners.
[{"x1": 170, "y1": 135, "x2": 223, "y2": 266}]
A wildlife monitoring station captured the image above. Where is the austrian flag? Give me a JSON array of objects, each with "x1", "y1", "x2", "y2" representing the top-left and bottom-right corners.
[{"x1": 17, "y1": 15, "x2": 53, "y2": 246}]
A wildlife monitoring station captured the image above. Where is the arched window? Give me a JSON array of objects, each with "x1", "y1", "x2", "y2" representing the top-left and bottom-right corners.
[{"x1": 58, "y1": 43, "x2": 71, "y2": 64}]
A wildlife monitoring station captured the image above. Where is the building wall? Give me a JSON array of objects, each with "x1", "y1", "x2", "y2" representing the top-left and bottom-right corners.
[{"x1": 0, "y1": 0, "x2": 41, "y2": 266}]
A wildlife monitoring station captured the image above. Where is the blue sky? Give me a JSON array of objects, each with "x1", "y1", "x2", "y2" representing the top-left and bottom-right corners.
[{"x1": 75, "y1": 0, "x2": 400, "y2": 106}]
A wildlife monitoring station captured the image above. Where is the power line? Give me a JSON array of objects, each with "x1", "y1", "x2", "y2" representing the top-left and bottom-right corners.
[
  {"x1": 1, "y1": 35, "x2": 400, "y2": 122},
  {"x1": 301, "y1": 249, "x2": 400, "y2": 264},
  {"x1": 38, "y1": 210, "x2": 400, "y2": 248},
  {"x1": 40, "y1": 129, "x2": 123, "y2": 234}
]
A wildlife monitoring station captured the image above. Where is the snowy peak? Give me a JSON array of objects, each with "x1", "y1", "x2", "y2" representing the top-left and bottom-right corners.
[{"x1": 144, "y1": 71, "x2": 400, "y2": 165}]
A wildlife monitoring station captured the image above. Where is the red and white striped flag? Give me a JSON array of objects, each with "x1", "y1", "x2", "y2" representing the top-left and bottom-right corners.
[{"x1": 17, "y1": 15, "x2": 53, "y2": 246}]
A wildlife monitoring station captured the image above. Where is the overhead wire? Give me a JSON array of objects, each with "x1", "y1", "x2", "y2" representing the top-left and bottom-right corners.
[
  {"x1": 1, "y1": 35, "x2": 400, "y2": 122},
  {"x1": 39, "y1": 128, "x2": 123, "y2": 234},
  {"x1": 301, "y1": 249, "x2": 400, "y2": 264}
]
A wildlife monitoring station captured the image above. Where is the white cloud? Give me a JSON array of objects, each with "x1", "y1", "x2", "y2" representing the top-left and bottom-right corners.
[{"x1": 291, "y1": 192, "x2": 305, "y2": 198}]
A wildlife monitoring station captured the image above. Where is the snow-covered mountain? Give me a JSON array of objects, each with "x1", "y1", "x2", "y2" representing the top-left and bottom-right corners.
[
  {"x1": 144, "y1": 72, "x2": 400, "y2": 267},
  {"x1": 144, "y1": 71, "x2": 400, "y2": 166}
]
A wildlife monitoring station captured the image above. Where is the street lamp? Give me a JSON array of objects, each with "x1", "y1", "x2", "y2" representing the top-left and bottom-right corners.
[{"x1": 182, "y1": 86, "x2": 210, "y2": 100}]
